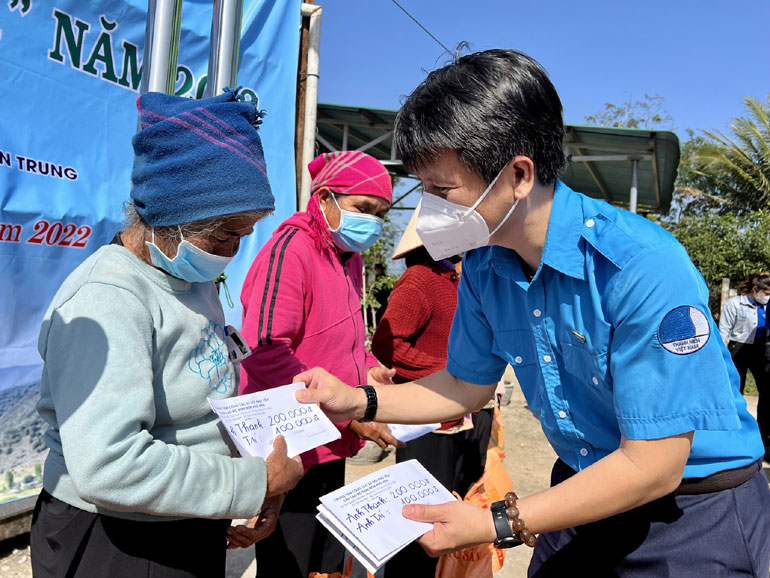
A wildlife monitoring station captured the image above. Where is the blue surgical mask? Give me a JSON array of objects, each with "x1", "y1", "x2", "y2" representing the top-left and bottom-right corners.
[
  {"x1": 326, "y1": 195, "x2": 384, "y2": 253},
  {"x1": 146, "y1": 228, "x2": 233, "y2": 283}
]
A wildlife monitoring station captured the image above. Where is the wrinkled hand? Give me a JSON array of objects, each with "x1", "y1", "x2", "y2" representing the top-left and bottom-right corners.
[
  {"x1": 402, "y1": 500, "x2": 497, "y2": 557},
  {"x1": 367, "y1": 366, "x2": 396, "y2": 386},
  {"x1": 294, "y1": 367, "x2": 366, "y2": 423},
  {"x1": 350, "y1": 421, "x2": 405, "y2": 449},
  {"x1": 226, "y1": 494, "x2": 285, "y2": 549},
  {"x1": 265, "y1": 436, "x2": 303, "y2": 497}
]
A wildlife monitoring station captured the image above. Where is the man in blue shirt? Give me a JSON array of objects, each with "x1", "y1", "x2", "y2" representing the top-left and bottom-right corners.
[{"x1": 296, "y1": 49, "x2": 770, "y2": 576}]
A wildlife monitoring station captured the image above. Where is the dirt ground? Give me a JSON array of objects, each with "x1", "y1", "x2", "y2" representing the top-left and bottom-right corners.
[{"x1": 1, "y1": 381, "x2": 767, "y2": 578}]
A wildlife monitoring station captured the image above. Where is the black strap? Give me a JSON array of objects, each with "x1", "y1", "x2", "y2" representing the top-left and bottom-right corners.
[
  {"x1": 357, "y1": 385, "x2": 378, "y2": 422},
  {"x1": 491, "y1": 500, "x2": 522, "y2": 548}
]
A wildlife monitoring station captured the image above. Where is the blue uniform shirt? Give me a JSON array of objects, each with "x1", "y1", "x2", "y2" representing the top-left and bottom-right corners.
[{"x1": 447, "y1": 181, "x2": 764, "y2": 478}]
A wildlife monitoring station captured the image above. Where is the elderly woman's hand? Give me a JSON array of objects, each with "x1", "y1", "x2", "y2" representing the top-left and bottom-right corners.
[
  {"x1": 265, "y1": 435, "x2": 303, "y2": 497},
  {"x1": 367, "y1": 366, "x2": 396, "y2": 385},
  {"x1": 226, "y1": 494, "x2": 285, "y2": 549}
]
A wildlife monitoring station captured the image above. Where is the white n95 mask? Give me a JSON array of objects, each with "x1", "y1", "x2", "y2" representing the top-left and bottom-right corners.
[{"x1": 416, "y1": 165, "x2": 517, "y2": 261}]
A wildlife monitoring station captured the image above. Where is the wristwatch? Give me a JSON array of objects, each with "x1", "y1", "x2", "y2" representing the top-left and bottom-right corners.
[
  {"x1": 491, "y1": 500, "x2": 523, "y2": 549},
  {"x1": 356, "y1": 385, "x2": 378, "y2": 423}
]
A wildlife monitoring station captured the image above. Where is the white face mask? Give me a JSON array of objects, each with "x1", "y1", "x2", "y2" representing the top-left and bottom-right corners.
[
  {"x1": 755, "y1": 292, "x2": 769, "y2": 306},
  {"x1": 416, "y1": 165, "x2": 517, "y2": 261}
]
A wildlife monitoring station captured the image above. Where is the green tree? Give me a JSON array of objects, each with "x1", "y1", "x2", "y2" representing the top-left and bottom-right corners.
[
  {"x1": 4, "y1": 471, "x2": 13, "y2": 490},
  {"x1": 662, "y1": 209, "x2": 770, "y2": 314},
  {"x1": 584, "y1": 94, "x2": 674, "y2": 130},
  {"x1": 361, "y1": 215, "x2": 399, "y2": 333},
  {"x1": 690, "y1": 96, "x2": 770, "y2": 212},
  {"x1": 34, "y1": 463, "x2": 43, "y2": 479}
]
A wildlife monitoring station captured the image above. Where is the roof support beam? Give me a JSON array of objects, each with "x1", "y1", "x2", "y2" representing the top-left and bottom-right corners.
[
  {"x1": 564, "y1": 142, "x2": 654, "y2": 155},
  {"x1": 566, "y1": 128, "x2": 612, "y2": 201},
  {"x1": 316, "y1": 117, "x2": 393, "y2": 130},
  {"x1": 649, "y1": 134, "x2": 662, "y2": 210},
  {"x1": 317, "y1": 122, "x2": 392, "y2": 157},
  {"x1": 356, "y1": 130, "x2": 393, "y2": 153},
  {"x1": 359, "y1": 108, "x2": 386, "y2": 126},
  {"x1": 569, "y1": 154, "x2": 653, "y2": 162},
  {"x1": 391, "y1": 181, "x2": 422, "y2": 207},
  {"x1": 316, "y1": 133, "x2": 337, "y2": 152}
]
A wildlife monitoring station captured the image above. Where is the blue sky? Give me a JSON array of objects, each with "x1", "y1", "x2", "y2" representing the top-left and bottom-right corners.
[
  {"x1": 314, "y1": 0, "x2": 769, "y2": 269},
  {"x1": 316, "y1": 0, "x2": 769, "y2": 138}
]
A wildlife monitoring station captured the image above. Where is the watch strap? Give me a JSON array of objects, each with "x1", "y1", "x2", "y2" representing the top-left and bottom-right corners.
[
  {"x1": 491, "y1": 500, "x2": 523, "y2": 548},
  {"x1": 356, "y1": 385, "x2": 378, "y2": 423}
]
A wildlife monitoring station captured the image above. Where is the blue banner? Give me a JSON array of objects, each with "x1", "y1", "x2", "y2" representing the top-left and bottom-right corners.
[{"x1": 0, "y1": 0, "x2": 299, "y2": 503}]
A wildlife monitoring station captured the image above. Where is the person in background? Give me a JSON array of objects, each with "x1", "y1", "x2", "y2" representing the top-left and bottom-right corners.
[
  {"x1": 719, "y1": 272, "x2": 770, "y2": 458},
  {"x1": 371, "y1": 204, "x2": 493, "y2": 577},
  {"x1": 295, "y1": 49, "x2": 770, "y2": 577},
  {"x1": 30, "y1": 90, "x2": 303, "y2": 578},
  {"x1": 239, "y1": 150, "x2": 404, "y2": 578}
]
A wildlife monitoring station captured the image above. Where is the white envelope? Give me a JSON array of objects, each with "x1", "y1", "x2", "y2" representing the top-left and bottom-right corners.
[
  {"x1": 209, "y1": 382, "x2": 341, "y2": 458},
  {"x1": 316, "y1": 460, "x2": 456, "y2": 573}
]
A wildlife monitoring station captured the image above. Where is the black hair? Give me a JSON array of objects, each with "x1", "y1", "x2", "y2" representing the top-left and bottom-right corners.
[
  {"x1": 738, "y1": 272, "x2": 770, "y2": 295},
  {"x1": 394, "y1": 49, "x2": 566, "y2": 186},
  {"x1": 404, "y1": 246, "x2": 435, "y2": 268}
]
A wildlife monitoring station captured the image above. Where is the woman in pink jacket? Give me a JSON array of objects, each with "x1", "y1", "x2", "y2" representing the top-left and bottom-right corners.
[{"x1": 239, "y1": 151, "x2": 401, "y2": 577}]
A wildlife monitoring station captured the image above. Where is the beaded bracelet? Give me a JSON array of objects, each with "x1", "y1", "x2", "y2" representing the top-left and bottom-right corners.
[{"x1": 504, "y1": 491, "x2": 538, "y2": 547}]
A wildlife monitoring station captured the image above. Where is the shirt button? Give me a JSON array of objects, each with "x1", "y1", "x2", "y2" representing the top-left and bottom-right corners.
[
  {"x1": 514, "y1": 356, "x2": 523, "y2": 364},
  {"x1": 592, "y1": 376, "x2": 599, "y2": 385},
  {"x1": 533, "y1": 309, "x2": 542, "y2": 317},
  {"x1": 543, "y1": 355, "x2": 552, "y2": 363},
  {"x1": 558, "y1": 410, "x2": 567, "y2": 418},
  {"x1": 580, "y1": 448, "x2": 588, "y2": 457},
  {"x1": 585, "y1": 218, "x2": 595, "y2": 228}
]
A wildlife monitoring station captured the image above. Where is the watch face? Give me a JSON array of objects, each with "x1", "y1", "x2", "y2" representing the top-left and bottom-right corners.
[
  {"x1": 491, "y1": 500, "x2": 520, "y2": 548},
  {"x1": 494, "y1": 536, "x2": 523, "y2": 549}
]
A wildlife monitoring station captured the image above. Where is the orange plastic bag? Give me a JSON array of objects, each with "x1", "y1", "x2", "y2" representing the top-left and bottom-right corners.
[
  {"x1": 309, "y1": 556, "x2": 374, "y2": 578},
  {"x1": 435, "y1": 408, "x2": 513, "y2": 578}
]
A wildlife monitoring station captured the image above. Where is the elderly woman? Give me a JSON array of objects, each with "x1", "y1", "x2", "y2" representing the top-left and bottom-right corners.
[
  {"x1": 239, "y1": 150, "x2": 401, "y2": 578},
  {"x1": 30, "y1": 90, "x2": 303, "y2": 578}
]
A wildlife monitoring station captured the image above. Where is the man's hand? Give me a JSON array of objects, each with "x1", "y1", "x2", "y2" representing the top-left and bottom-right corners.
[
  {"x1": 265, "y1": 436, "x2": 303, "y2": 497},
  {"x1": 226, "y1": 494, "x2": 285, "y2": 549},
  {"x1": 402, "y1": 501, "x2": 497, "y2": 557},
  {"x1": 367, "y1": 366, "x2": 396, "y2": 386},
  {"x1": 294, "y1": 367, "x2": 367, "y2": 422},
  {"x1": 349, "y1": 421, "x2": 406, "y2": 449}
]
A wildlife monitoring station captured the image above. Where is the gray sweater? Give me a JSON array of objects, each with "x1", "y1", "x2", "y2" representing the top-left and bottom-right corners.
[{"x1": 37, "y1": 245, "x2": 266, "y2": 521}]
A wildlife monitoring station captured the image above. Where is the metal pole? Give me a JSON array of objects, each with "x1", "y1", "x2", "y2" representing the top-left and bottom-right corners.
[
  {"x1": 206, "y1": 0, "x2": 244, "y2": 97},
  {"x1": 299, "y1": 3, "x2": 322, "y2": 210},
  {"x1": 140, "y1": 0, "x2": 183, "y2": 94},
  {"x1": 721, "y1": 277, "x2": 731, "y2": 315},
  {"x1": 629, "y1": 158, "x2": 639, "y2": 214}
]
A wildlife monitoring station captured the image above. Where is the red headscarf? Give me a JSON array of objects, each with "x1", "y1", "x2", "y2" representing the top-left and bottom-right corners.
[{"x1": 308, "y1": 151, "x2": 392, "y2": 203}]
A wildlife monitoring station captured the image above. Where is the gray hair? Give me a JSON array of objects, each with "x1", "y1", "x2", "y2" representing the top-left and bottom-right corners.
[{"x1": 122, "y1": 202, "x2": 271, "y2": 244}]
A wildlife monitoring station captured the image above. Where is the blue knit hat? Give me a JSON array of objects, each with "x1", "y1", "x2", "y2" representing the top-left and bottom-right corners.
[{"x1": 130, "y1": 89, "x2": 274, "y2": 227}]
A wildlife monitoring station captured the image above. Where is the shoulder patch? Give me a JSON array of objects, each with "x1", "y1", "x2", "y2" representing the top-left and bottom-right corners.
[{"x1": 657, "y1": 305, "x2": 710, "y2": 355}]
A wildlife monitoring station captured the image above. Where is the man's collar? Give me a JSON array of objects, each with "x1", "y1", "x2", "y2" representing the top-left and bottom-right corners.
[
  {"x1": 540, "y1": 180, "x2": 586, "y2": 280},
  {"x1": 475, "y1": 181, "x2": 585, "y2": 281}
]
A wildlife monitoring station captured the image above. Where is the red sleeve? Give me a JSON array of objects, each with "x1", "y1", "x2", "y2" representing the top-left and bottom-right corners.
[
  {"x1": 371, "y1": 271, "x2": 444, "y2": 379},
  {"x1": 239, "y1": 229, "x2": 309, "y2": 394}
]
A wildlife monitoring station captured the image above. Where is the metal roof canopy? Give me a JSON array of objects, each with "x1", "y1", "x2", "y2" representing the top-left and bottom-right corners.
[{"x1": 316, "y1": 103, "x2": 681, "y2": 213}]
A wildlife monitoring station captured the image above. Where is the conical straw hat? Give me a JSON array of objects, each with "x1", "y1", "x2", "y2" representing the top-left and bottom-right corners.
[{"x1": 392, "y1": 200, "x2": 423, "y2": 260}]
